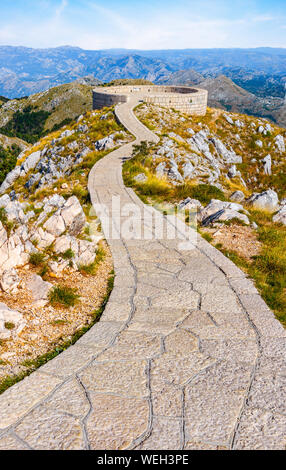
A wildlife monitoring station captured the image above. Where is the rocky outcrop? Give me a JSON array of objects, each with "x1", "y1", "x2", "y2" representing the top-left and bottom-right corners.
[
  {"x1": 43, "y1": 196, "x2": 86, "y2": 237},
  {"x1": 198, "y1": 199, "x2": 250, "y2": 225}
]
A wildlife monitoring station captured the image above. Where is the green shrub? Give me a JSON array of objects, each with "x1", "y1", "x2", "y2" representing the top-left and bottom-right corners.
[
  {"x1": 61, "y1": 249, "x2": 75, "y2": 260},
  {"x1": 29, "y1": 252, "x2": 46, "y2": 266},
  {"x1": 0, "y1": 145, "x2": 19, "y2": 184},
  {"x1": 49, "y1": 285, "x2": 80, "y2": 307}
]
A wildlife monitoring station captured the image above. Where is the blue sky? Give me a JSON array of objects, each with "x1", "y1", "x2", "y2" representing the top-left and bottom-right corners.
[{"x1": 0, "y1": 0, "x2": 285, "y2": 50}]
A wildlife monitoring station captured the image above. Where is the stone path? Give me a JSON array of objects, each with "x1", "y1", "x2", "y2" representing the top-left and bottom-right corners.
[{"x1": 0, "y1": 97, "x2": 285, "y2": 450}]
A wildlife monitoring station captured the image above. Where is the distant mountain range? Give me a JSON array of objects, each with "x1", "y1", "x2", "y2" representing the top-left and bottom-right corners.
[{"x1": 0, "y1": 45, "x2": 285, "y2": 126}]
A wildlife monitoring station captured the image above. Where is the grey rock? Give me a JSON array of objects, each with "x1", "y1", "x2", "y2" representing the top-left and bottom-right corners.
[
  {"x1": 275, "y1": 135, "x2": 285, "y2": 153},
  {"x1": 228, "y1": 165, "x2": 237, "y2": 178},
  {"x1": 27, "y1": 274, "x2": 52, "y2": 307},
  {"x1": 0, "y1": 166, "x2": 21, "y2": 194},
  {"x1": 224, "y1": 114, "x2": 234, "y2": 125},
  {"x1": 262, "y1": 154, "x2": 272, "y2": 175},
  {"x1": 178, "y1": 198, "x2": 202, "y2": 211},
  {"x1": 60, "y1": 130, "x2": 74, "y2": 139},
  {"x1": 0, "y1": 194, "x2": 11, "y2": 208},
  {"x1": 43, "y1": 213, "x2": 66, "y2": 237},
  {"x1": 230, "y1": 191, "x2": 245, "y2": 203},
  {"x1": 20, "y1": 150, "x2": 41, "y2": 176},
  {"x1": 0, "y1": 268, "x2": 20, "y2": 293},
  {"x1": 273, "y1": 206, "x2": 286, "y2": 225},
  {"x1": 60, "y1": 196, "x2": 86, "y2": 236},
  {"x1": 95, "y1": 135, "x2": 114, "y2": 151},
  {"x1": 0, "y1": 302, "x2": 25, "y2": 339},
  {"x1": 246, "y1": 190, "x2": 279, "y2": 212},
  {"x1": 210, "y1": 137, "x2": 242, "y2": 164},
  {"x1": 134, "y1": 173, "x2": 147, "y2": 183},
  {"x1": 182, "y1": 162, "x2": 194, "y2": 179},
  {"x1": 156, "y1": 162, "x2": 167, "y2": 177}
]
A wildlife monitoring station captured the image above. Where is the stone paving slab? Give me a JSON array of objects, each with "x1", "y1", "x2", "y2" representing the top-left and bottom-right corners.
[{"x1": 0, "y1": 96, "x2": 285, "y2": 450}]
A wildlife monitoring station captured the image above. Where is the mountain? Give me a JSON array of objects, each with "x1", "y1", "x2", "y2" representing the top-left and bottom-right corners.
[
  {"x1": 160, "y1": 73, "x2": 286, "y2": 128},
  {"x1": 1, "y1": 46, "x2": 286, "y2": 99},
  {"x1": 0, "y1": 82, "x2": 93, "y2": 143}
]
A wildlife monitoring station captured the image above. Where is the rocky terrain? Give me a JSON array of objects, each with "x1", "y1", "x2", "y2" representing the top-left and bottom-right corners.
[
  {"x1": 0, "y1": 107, "x2": 131, "y2": 387},
  {"x1": 126, "y1": 103, "x2": 286, "y2": 324}
]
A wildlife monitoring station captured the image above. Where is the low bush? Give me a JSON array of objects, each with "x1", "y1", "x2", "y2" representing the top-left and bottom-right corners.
[{"x1": 49, "y1": 285, "x2": 80, "y2": 308}]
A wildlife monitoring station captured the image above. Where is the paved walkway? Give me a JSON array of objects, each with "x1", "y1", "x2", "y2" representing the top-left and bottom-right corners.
[{"x1": 0, "y1": 98, "x2": 285, "y2": 450}]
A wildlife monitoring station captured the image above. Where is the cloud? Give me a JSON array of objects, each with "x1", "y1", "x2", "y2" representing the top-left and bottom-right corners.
[{"x1": 0, "y1": 0, "x2": 285, "y2": 49}]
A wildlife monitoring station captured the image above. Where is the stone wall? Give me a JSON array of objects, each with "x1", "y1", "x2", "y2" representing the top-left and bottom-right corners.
[{"x1": 93, "y1": 85, "x2": 208, "y2": 115}]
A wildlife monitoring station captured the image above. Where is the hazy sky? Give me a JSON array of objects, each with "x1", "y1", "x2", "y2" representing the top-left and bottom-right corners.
[{"x1": 0, "y1": 0, "x2": 285, "y2": 50}]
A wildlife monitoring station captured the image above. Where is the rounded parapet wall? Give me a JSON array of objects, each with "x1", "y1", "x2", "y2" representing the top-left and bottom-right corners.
[{"x1": 93, "y1": 85, "x2": 208, "y2": 115}]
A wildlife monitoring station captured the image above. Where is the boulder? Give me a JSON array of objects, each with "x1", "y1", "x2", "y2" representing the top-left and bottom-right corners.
[
  {"x1": 0, "y1": 166, "x2": 21, "y2": 194},
  {"x1": 27, "y1": 274, "x2": 53, "y2": 307},
  {"x1": 182, "y1": 162, "x2": 194, "y2": 179},
  {"x1": 262, "y1": 154, "x2": 272, "y2": 175},
  {"x1": 48, "y1": 260, "x2": 69, "y2": 276},
  {"x1": 134, "y1": 173, "x2": 147, "y2": 183},
  {"x1": 168, "y1": 165, "x2": 183, "y2": 182},
  {"x1": 156, "y1": 162, "x2": 166, "y2": 177},
  {"x1": 224, "y1": 114, "x2": 234, "y2": 125},
  {"x1": 75, "y1": 240, "x2": 97, "y2": 267},
  {"x1": 60, "y1": 130, "x2": 74, "y2": 139},
  {"x1": 275, "y1": 135, "x2": 285, "y2": 153},
  {"x1": 210, "y1": 137, "x2": 242, "y2": 164},
  {"x1": 30, "y1": 228, "x2": 55, "y2": 250},
  {"x1": 0, "y1": 268, "x2": 20, "y2": 293},
  {"x1": 228, "y1": 165, "x2": 237, "y2": 178},
  {"x1": 0, "y1": 303, "x2": 25, "y2": 339},
  {"x1": 178, "y1": 198, "x2": 202, "y2": 211},
  {"x1": 273, "y1": 206, "x2": 286, "y2": 225},
  {"x1": 43, "y1": 213, "x2": 66, "y2": 237},
  {"x1": 60, "y1": 196, "x2": 86, "y2": 236},
  {"x1": 230, "y1": 191, "x2": 245, "y2": 203},
  {"x1": 198, "y1": 199, "x2": 249, "y2": 225},
  {"x1": 246, "y1": 190, "x2": 279, "y2": 212},
  {"x1": 53, "y1": 235, "x2": 78, "y2": 255},
  {"x1": 20, "y1": 150, "x2": 41, "y2": 176},
  {"x1": 0, "y1": 194, "x2": 11, "y2": 208},
  {"x1": 95, "y1": 135, "x2": 114, "y2": 151}
]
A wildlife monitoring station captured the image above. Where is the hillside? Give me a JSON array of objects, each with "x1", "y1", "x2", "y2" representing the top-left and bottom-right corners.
[
  {"x1": 128, "y1": 102, "x2": 286, "y2": 325},
  {"x1": 0, "y1": 46, "x2": 286, "y2": 99},
  {"x1": 159, "y1": 73, "x2": 286, "y2": 128},
  {"x1": 0, "y1": 82, "x2": 93, "y2": 143},
  {"x1": 0, "y1": 106, "x2": 132, "y2": 387},
  {"x1": 0, "y1": 89, "x2": 284, "y2": 385}
]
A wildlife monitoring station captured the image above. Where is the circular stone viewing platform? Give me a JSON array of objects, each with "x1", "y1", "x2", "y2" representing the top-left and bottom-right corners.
[{"x1": 93, "y1": 85, "x2": 208, "y2": 115}]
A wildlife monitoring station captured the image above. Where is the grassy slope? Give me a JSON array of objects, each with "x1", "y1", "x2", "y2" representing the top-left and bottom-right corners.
[{"x1": 0, "y1": 83, "x2": 93, "y2": 143}]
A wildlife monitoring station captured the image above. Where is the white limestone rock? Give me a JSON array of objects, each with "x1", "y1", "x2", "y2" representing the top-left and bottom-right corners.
[
  {"x1": 43, "y1": 213, "x2": 66, "y2": 237},
  {"x1": 134, "y1": 173, "x2": 147, "y2": 183},
  {"x1": 230, "y1": 191, "x2": 245, "y2": 203},
  {"x1": 0, "y1": 303, "x2": 25, "y2": 339},
  {"x1": 246, "y1": 190, "x2": 279, "y2": 212},
  {"x1": 262, "y1": 154, "x2": 272, "y2": 175},
  {"x1": 0, "y1": 166, "x2": 21, "y2": 194},
  {"x1": 20, "y1": 150, "x2": 41, "y2": 176},
  {"x1": 0, "y1": 268, "x2": 20, "y2": 293},
  {"x1": 27, "y1": 274, "x2": 53, "y2": 307},
  {"x1": 182, "y1": 162, "x2": 194, "y2": 179},
  {"x1": 60, "y1": 196, "x2": 86, "y2": 236},
  {"x1": 275, "y1": 135, "x2": 285, "y2": 153}
]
